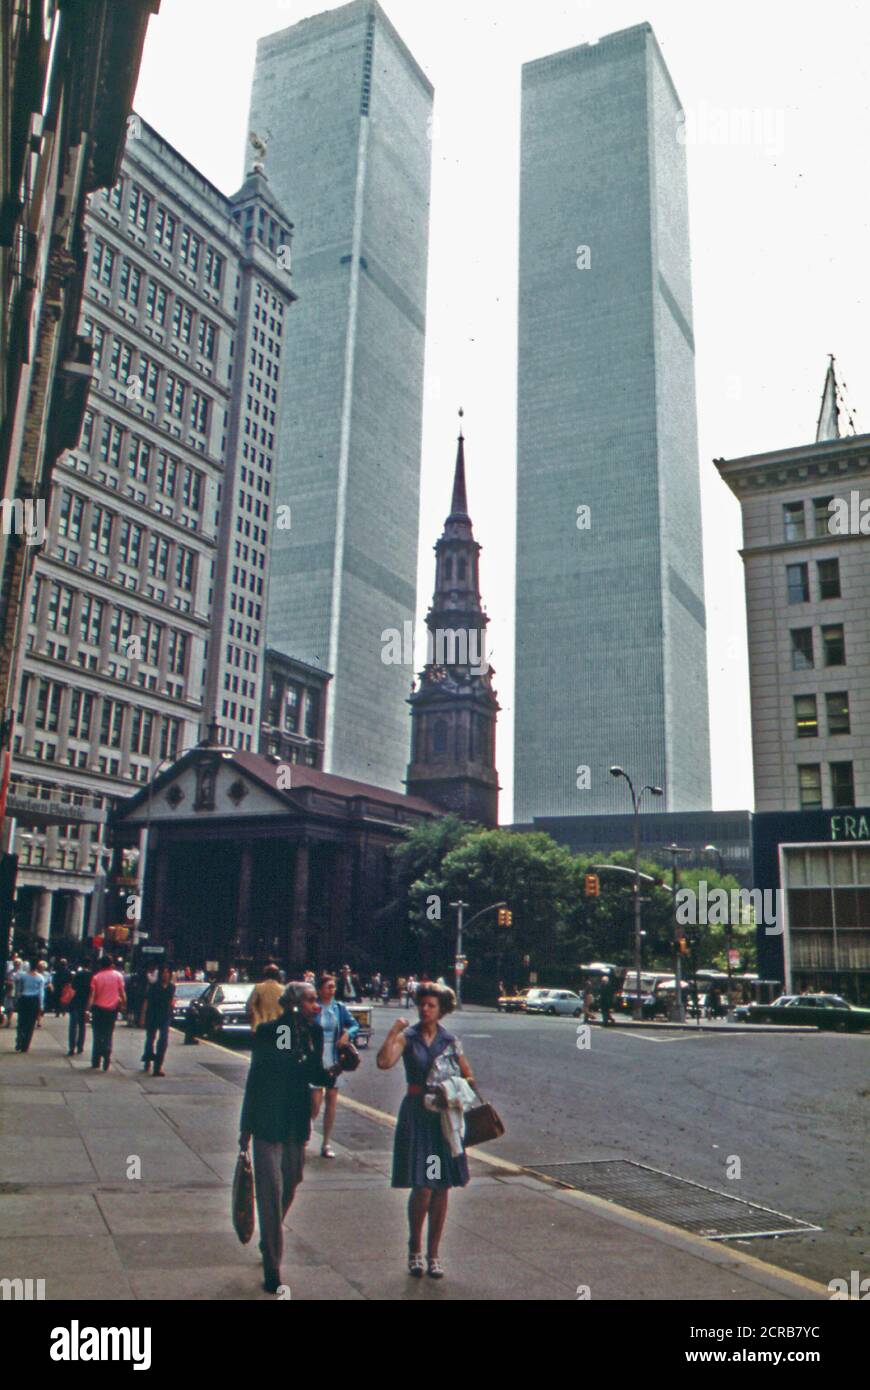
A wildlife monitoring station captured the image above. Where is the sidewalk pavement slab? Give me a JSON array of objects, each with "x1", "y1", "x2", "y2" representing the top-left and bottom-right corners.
[{"x1": 0, "y1": 1015, "x2": 831, "y2": 1301}]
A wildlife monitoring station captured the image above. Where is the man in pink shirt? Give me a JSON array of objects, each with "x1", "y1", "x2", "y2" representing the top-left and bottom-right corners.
[{"x1": 87, "y1": 956, "x2": 127, "y2": 1071}]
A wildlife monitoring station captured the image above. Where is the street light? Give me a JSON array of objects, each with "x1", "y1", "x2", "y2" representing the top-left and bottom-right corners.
[
  {"x1": 705, "y1": 843, "x2": 733, "y2": 1003},
  {"x1": 610, "y1": 766, "x2": 663, "y2": 1019},
  {"x1": 449, "y1": 899, "x2": 507, "y2": 1010}
]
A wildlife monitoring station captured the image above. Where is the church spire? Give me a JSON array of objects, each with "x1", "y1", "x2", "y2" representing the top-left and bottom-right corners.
[
  {"x1": 450, "y1": 408, "x2": 469, "y2": 518},
  {"x1": 816, "y1": 355, "x2": 840, "y2": 442}
]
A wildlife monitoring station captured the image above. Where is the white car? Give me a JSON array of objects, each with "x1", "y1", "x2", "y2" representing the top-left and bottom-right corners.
[{"x1": 525, "y1": 989, "x2": 584, "y2": 1017}]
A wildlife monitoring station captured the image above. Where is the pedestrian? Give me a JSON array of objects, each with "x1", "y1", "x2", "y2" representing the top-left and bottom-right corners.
[
  {"x1": 141, "y1": 964, "x2": 175, "y2": 1076},
  {"x1": 52, "y1": 958, "x2": 72, "y2": 1017},
  {"x1": 583, "y1": 979, "x2": 596, "y2": 1022},
  {"x1": 3, "y1": 955, "x2": 21, "y2": 1027},
  {"x1": 246, "y1": 964, "x2": 284, "y2": 1032},
  {"x1": 67, "y1": 961, "x2": 92, "y2": 1056},
  {"x1": 381, "y1": 976, "x2": 391, "y2": 1006},
  {"x1": 310, "y1": 971, "x2": 360, "y2": 1159},
  {"x1": 598, "y1": 974, "x2": 614, "y2": 1027},
  {"x1": 228, "y1": 966, "x2": 239, "y2": 983},
  {"x1": 87, "y1": 956, "x2": 127, "y2": 1072},
  {"x1": 14, "y1": 960, "x2": 46, "y2": 1052},
  {"x1": 376, "y1": 982, "x2": 475, "y2": 1280},
  {"x1": 405, "y1": 975, "x2": 417, "y2": 1009},
  {"x1": 238, "y1": 981, "x2": 339, "y2": 1294},
  {"x1": 371, "y1": 971, "x2": 382, "y2": 1004},
  {"x1": 335, "y1": 964, "x2": 357, "y2": 1003}
]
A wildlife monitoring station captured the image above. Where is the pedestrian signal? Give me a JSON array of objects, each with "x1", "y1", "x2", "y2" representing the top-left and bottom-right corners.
[
  {"x1": 584, "y1": 873, "x2": 600, "y2": 897},
  {"x1": 498, "y1": 908, "x2": 513, "y2": 926}
]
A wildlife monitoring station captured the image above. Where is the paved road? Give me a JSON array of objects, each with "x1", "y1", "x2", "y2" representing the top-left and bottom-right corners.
[{"x1": 327, "y1": 1005, "x2": 870, "y2": 1288}]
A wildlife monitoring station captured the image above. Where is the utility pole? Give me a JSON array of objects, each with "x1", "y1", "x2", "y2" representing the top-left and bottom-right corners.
[
  {"x1": 610, "y1": 768, "x2": 663, "y2": 1019},
  {"x1": 449, "y1": 899, "x2": 468, "y2": 1009},
  {"x1": 663, "y1": 843, "x2": 693, "y2": 1022}
]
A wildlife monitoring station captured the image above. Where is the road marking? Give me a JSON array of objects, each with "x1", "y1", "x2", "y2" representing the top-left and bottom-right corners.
[{"x1": 462, "y1": 1033, "x2": 492, "y2": 1039}]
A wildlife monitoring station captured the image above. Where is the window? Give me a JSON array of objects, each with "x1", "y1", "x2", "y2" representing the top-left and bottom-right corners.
[
  {"x1": 109, "y1": 607, "x2": 134, "y2": 654},
  {"x1": 433, "y1": 719, "x2": 448, "y2": 756},
  {"x1": 100, "y1": 699, "x2": 125, "y2": 749},
  {"x1": 108, "y1": 338, "x2": 134, "y2": 383},
  {"x1": 179, "y1": 227, "x2": 201, "y2": 272},
  {"x1": 119, "y1": 259, "x2": 141, "y2": 305},
  {"x1": 99, "y1": 419, "x2": 123, "y2": 467},
  {"x1": 182, "y1": 467, "x2": 203, "y2": 510},
  {"x1": 794, "y1": 695, "x2": 818, "y2": 738},
  {"x1": 145, "y1": 281, "x2": 167, "y2": 325},
  {"x1": 822, "y1": 624, "x2": 846, "y2": 666},
  {"x1": 128, "y1": 185, "x2": 151, "y2": 231},
  {"x1": 813, "y1": 496, "x2": 834, "y2": 536},
  {"x1": 139, "y1": 355, "x2": 159, "y2": 403},
  {"x1": 190, "y1": 390, "x2": 208, "y2": 434},
  {"x1": 79, "y1": 595, "x2": 104, "y2": 645},
  {"x1": 68, "y1": 690, "x2": 92, "y2": 740},
  {"x1": 204, "y1": 245, "x2": 223, "y2": 289},
  {"x1": 47, "y1": 583, "x2": 72, "y2": 635},
  {"x1": 108, "y1": 177, "x2": 124, "y2": 212},
  {"x1": 197, "y1": 318, "x2": 216, "y2": 359},
  {"x1": 305, "y1": 689, "x2": 320, "y2": 740},
  {"x1": 154, "y1": 206, "x2": 176, "y2": 250},
  {"x1": 34, "y1": 679, "x2": 61, "y2": 732},
  {"x1": 443, "y1": 556, "x2": 453, "y2": 582},
  {"x1": 786, "y1": 563, "x2": 809, "y2": 604},
  {"x1": 167, "y1": 629, "x2": 187, "y2": 675},
  {"x1": 140, "y1": 618, "x2": 162, "y2": 666},
  {"x1": 830, "y1": 762, "x2": 855, "y2": 809},
  {"x1": 127, "y1": 436, "x2": 150, "y2": 483},
  {"x1": 147, "y1": 535, "x2": 170, "y2": 580},
  {"x1": 171, "y1": 298, "x2": 193, "y2": 344},
  {"x1": 782, "y1": 501, "x2": 806, "y2": 541},
  {"x1": 92, "y1": 238, "x2": 115, "y2": 287},
  {"x1": 175, "y1": 547, "x2": 194, "y2": 592},
  {"x1": 130, "y1": 707, "x2": 153, "y2": 757},
  {"x1": 159, "y1": 717, "x2": 180, "y2": 760},
  {"x1": 164, "y1": 373, "x2": 185, "y2": 420},
  {"x1": 790, "y1": 628, "x2": 813, "y2": 671},
  {"x1": 57, "y1": 490, "x2": 84, "y2": 541},
  {"x1": 156, "y1": 452, "x2": 177, "y2": 497},
  {"x1": 826, "y1": 692, "x2": 850, "y2": 736},
  {"x1": 118, "y1": 519, "x2": 143, "y2": 567},
  {"x1": 817, "y1": 558, "x2": 841, "y2": 600},
  {"x1": 90, "y1": 506, "x2": 113, "y2": 556},
  {"x1": 85, "y1": 322, "x2": 105, "y2": 369},
  {"x1": 284, "y1": 684, "x2": 300, "y2": 733},
  {"x1": 798, "y1": 764, "x2": 822, "y2": 810}
]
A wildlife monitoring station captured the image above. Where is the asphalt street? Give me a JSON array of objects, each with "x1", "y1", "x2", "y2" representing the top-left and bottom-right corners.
[{"x1": 319, "y1": 1005, "x2": 870, "y2": 1289}]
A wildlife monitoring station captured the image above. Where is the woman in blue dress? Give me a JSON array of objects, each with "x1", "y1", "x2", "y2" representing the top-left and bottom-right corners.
[{"x1": 377, "y1": 982, "x2": 476, "y2": 1279}]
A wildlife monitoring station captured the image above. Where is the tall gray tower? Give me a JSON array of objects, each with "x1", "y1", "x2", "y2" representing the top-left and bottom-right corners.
[
  {"x1": 247, "y1": 1, "x2": 433, "y2": 789},
  {"x1": 514, "y1": 23, "x2": 711, "y2": 819}
]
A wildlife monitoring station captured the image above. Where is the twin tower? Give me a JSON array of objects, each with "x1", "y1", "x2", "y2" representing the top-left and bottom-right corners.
[{"x1": 247, "y1": 3, "x2": 711, "y2": 823}]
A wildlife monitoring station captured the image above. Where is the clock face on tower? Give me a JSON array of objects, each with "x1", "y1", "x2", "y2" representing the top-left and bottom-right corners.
[{"x1": 429, "y1": 665, "x2": 448, "y2": 683}]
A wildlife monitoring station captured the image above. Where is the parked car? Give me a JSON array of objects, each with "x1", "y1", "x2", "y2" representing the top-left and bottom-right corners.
[
  {"x1": 170, "y1": 981, "x2": 209, "y2": 1027},
  {"x1": 519, "y1": 988, "x2": 553, "y2": 1013},
  {"x1": 526, "y1": 989, "x2": 584, "y2": 1017},
  {"x1": 737, "y1": 993, "x2": 870, "y2": 1032},
  {"x1": 497, "y1": 987, "x2": 532, "y2": 1013},
  {"x1": 185, "y1": 982, "x2": 255, "y2": 1040},
  {"x1": 733, "y1": 994, "x2": 798, "y2": 1022}
]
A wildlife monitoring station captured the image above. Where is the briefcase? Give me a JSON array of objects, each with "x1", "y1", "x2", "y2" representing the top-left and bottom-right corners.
[
  {"x1": 232, "y1": 1148, "x2": 255, "y2": 1244},
  {"x1": 464, "y1": 1092, "x2": 505, "y2": 1147}
]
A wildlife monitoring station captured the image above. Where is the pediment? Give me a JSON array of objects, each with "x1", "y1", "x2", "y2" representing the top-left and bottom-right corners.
[{"x1": 120, "y1": 758, "x2": 292, "y2": 824}]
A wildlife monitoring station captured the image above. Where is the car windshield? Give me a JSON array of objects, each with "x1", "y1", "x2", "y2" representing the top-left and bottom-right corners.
[
  {"x1": 174, "y1": 983, "x2": 206, "y2": 999},
  {"x1": 213, "y1": 985, "x2": 253, "y2": 1004}
]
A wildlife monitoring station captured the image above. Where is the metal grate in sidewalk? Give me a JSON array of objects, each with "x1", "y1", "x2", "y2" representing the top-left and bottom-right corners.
[
  {"x1": 199, "y1": 1061, "x2": 247, "y2": 1088},
  {"x1": 524, "y1": 1159, "x2": 821, "y2": 1240}
]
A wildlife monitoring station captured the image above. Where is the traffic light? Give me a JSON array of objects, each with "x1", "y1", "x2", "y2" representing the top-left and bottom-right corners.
[
  {"x1": 584, "y1": 873, "x2": 600, "y2": 897},
  {"x1": 498, "y1": 908, "x2": 513, "y2": 926},
  {"x1": 677, "y1": 936, "x2": 689, "y2": 956}
]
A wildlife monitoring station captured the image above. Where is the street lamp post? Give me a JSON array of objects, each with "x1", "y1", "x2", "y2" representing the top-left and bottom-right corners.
[
  {"x1": 449, "y1": 899, "x2": 507, "y2": 1010},
  {"x1": 663, "y1": 843, "x2": 693, "y2": 1023},
  {"x1": 705, "y1": 843, "x2": 732, "y2": 1006},
  {"x1": 610, "y1": 767, "x2": 663, "y2": 1020}
]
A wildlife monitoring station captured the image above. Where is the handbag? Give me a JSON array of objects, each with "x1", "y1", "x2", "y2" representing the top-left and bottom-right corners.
[
  {"x1": 231, "y1": 1148, "x2": 255, "y2": 1244},
  {"x1": 337, "y1": 1040, "x2": 361, "y2": 1072},
  {"x1": 463, "y1": 1089, "x2": 505, "y2": 1147},
  {"x1": 59, "y1": 984, "x2": 74, "y2": 1008}
]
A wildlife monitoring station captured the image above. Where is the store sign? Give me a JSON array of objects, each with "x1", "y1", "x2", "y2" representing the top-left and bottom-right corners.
[{"x1": 829, "y1": 814, "x2": 870, "y2": 841}]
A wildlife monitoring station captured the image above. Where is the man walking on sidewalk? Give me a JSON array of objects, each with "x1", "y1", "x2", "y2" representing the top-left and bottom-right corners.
[
  {"x1": 238, "y1": 981, "x2": 339, "y2": 1294},
  {"x1": 87, "y1": 956, "x2": 127, "y2": 1071},
  {"x1": 142, "y1": 964, "x2": 175, "y2": 1076},
  {"x1": 15, "y1": 961, "x2": 45, "y2": 1052},
  {"x1": 67, "y1": 961, "x2": 92, "y2": 1056}
]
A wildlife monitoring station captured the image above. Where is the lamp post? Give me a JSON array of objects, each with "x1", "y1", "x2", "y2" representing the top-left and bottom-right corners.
[
  {"x1": 705, "y1": 843, "x2": 733, "y2": 1004},
  {"x1": 449, "y1": 899, "x2": 507, "y2": 1010},
  {"x1": 610, "y1": 767, "x2": 663, "y2": 1020},
  {"x1": 663, "y1": 843, "x2": 693, "y2": 1022}
]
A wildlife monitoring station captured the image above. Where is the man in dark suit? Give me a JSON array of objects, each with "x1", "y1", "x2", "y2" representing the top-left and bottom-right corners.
[{"x1": 238, "y1": 981, "x2": 339, "y2": 1294}]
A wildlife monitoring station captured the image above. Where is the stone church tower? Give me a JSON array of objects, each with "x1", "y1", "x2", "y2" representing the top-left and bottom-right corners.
[{"x1": 406, "y1": 417, "x2": 500, "y2": 826}]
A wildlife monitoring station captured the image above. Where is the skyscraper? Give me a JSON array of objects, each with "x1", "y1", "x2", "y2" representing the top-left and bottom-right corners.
[
  {"x1": 247, "y1": 0, "x2": 433, "y2": 790},
  {"x1": 514, "y1": 23, "x2": 711, "y2": 820}
]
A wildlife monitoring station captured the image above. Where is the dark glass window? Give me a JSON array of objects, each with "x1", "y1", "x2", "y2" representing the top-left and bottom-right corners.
[
  {"x1": 822, "y1": 624, "x2": 846, "y2": 666},
  {"x1": 782, "y1": 501, "x2": 806, "y2": 541},
  {"x1": 786, "y1": 563, "x2": 809, "y2": 604},
  {"x1": 798, "y1": 764, "x2": 822, "y2": 810},
  {"x1": 830, "y1": 762, "x2": 855, "y2": 809},
  {"x1": 825, "y1": 692, "x2": 850, "y2": 736},
  {"x1": 817, "y1": 558, "x2": 840, "y2": 600},
  {"x1": 812, "y1": 496, "x2": 834, "y2": 536},
  {"x1": 794, "y1": 695, "x2": 817, "y2": 739},
  {"x1": 790, "y1": 628, "x2": 813, "y2": 670}
]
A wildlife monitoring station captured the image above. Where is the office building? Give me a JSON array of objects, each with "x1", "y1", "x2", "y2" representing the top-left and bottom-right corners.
[
  {"x1": 247, "y1": 0, "x2": 433, "y2": 790},
  {"x1": 514, "y1": 24, "x2": 711, "y2": 820}
]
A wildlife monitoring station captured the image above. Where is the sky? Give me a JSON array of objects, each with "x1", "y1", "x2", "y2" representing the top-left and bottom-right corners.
[{"x1": 133, "y1": 0, "x2": 870, "y2": 821}]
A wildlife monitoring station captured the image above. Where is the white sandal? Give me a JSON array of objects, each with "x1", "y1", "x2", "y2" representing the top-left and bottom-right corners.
[
  {"x1": 408, "y1": 1252, "x2": 426, "y2": 1277},
  {"x1": 427, "y1": 1257, "x2": 445, "y2": 1279},
  {"x1": 320, "y1": 1144, "x2": 336, "y2": 1159}
]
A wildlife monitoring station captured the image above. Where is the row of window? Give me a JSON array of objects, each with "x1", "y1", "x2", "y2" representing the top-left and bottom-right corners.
[
  {"x1": 265, "y1": 679, "x2": 321, "y2": 739},
  {"x1": 783, "y1": 496, "x2": 843, "y2": 543},
  {"x1": 798, "y1": 762, "x2": 856, "y2": 810},
  {"x1": 794, "y1": 692, "x2": 851, "y2": 738},
  {"x1": 108, "y1": 259, "x2": 219, "y2": 361},
  {"x1": 19, "y1": 676, "x2": 181, "y2": 760},
  {"x1": 102, "y1": 178, "x2": 224, "y2": 289},
  {"x1": 30, "y1": 581, "x2": 189, "y2": 676},
  {"x1": 790, "y1": 624, "x2": 846, "y2": 669},
  {"x1": 786, "y1": 557, "x2": 840, "y2": 604},
  {"x1": 80, "y1": 412, "x2": 204, "y2": 510},
  {"x1": 83, "y1": 316, "x2": 213, "y2": 435},
  {"x1": 54, "y1": 489, "x2": 197, "y2": 592}
]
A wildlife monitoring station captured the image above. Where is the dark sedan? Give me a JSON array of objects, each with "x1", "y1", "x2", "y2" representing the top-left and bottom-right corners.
[
  {"x1": 170, "y1": 981, "x2": 209, "y2": 1026},
  {"x1": 184, "y1": 982, "x2": 255, "y2": 1040},
  {"x1": 736, "y1": 993, "x2": 870, "y2": 1032}
]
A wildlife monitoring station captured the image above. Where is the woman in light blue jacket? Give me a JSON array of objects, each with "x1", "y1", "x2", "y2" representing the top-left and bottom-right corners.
[{"x1": 311, "y1": 971, "x2": 359, "y2": 1158}]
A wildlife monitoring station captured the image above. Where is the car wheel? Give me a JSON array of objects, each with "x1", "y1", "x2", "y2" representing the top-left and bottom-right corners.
[
  {"x1": 573, "y1": 1008, "x2": 582, "y2": 1018},
  {"x1": 546, "y1": 1006, "x2": 556, "y2": 1016},
  {"x1": 832, "y1": 1021, "x2": 848, "y2": 1033}
]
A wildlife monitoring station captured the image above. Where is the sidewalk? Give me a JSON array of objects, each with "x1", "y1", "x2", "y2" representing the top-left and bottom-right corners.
[{"x1": 0, "y1": 1015, "x2": 830, "y2": 1301}]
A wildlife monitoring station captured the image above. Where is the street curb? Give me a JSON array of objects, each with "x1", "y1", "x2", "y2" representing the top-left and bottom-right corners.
[{"x1": 336, "y1": 1093, "x2": 832, "y2": 1300}]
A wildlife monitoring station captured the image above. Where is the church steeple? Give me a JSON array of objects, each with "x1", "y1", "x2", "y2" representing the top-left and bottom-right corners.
[{"x1": 406, "y1": 413, "x2": 500, "y2": 826}]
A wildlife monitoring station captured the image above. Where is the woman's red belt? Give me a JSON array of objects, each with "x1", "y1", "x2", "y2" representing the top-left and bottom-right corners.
[{"x1": 407, "y1": 1083, "x2": 424, "y2": 1096}]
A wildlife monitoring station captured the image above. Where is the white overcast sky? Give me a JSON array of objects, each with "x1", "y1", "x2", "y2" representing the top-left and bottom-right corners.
[{"x1": 133, "y1": 0, "x2": 870, "y2": 821}]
